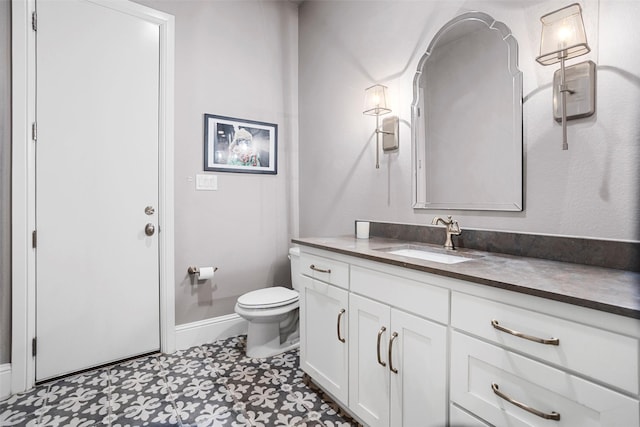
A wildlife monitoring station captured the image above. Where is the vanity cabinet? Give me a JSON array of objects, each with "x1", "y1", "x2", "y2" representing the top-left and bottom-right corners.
[
  {"x1": 296, "y1": 245, "x2": 640, "y2": 427},
  {"x1": 298, "y1": 253, "x2": 349, "y2": 403}
]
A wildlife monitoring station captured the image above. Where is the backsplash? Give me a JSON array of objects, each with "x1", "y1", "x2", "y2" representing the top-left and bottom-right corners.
[{"x1": 368, "y1": 221, "x2": 640, "y2": 273}]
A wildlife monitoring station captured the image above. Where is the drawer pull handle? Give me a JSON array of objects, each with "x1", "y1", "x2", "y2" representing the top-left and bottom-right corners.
[
  {"x1": 492, "y1": 383, "x2": 560, "y2": 421},
  {"x1": 376, "y1": 326, "x2": 387, "y2": 367},
  {"x1": 491, "y1": 320, "x2": 559, "y2": 345},
  {"x1": 337, "y1": 309, "x2": 346, "y2": 343},
  {"x1": 309, "y1": 264, "x2": 331, "y2": 274},
  {"x1": 388, "y1": 332, "x2": 399, "y2": 374}
]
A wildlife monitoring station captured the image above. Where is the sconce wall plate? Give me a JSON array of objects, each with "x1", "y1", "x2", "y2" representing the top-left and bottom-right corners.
[
  {"x1": 553, "y1": 60, "x2": 596, "y2": 122},
  {"x1": 382, "y1": 116, "x2": 399, "y2": 151}
]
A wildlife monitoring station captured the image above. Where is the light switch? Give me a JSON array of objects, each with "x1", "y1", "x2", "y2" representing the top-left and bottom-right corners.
[{"x1": 196, "y1": 174, "x2": 217, "y2": 191}]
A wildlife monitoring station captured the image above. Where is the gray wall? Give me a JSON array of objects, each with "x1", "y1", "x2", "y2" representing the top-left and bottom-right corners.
[
  {"x1": 1, "y1": 0, "x2": 11, "y2": 364},
  {"x1": 299, "y1": 0, "x2": 640, "y2": 241},
  {"x1": 132, "y1": 0, "x2": 299, "y2": 325},
  {"x1": 1, "y1": 0, "x2": 299, "y2": 364}
]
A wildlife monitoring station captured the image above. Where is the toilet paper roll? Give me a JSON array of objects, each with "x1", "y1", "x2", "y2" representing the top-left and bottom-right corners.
[{"x1": 198, "y1": 267, "x2": 215, "y2": 280}]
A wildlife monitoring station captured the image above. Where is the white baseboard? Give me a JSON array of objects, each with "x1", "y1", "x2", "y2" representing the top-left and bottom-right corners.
[
  {"x1": 0, "y1": 364, "x2": 11, "y2": 400},
  {"x1": 175, "y1": 314, "x2": 248, "y2": 351}
]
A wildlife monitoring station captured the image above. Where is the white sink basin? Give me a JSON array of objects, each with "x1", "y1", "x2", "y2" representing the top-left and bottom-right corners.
[{"x1": 376, "y1": 245, "x2": 477, "y2": 264}]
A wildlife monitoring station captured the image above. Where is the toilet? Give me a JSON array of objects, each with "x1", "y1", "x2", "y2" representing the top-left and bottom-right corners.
[{"x1": 234, "y1": 247, "x2": 301, "y2": 358}]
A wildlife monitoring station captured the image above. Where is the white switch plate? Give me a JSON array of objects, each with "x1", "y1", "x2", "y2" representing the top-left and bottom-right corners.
[{"x1": 196, "y1": 174, "x2": 217, "y2": 191}]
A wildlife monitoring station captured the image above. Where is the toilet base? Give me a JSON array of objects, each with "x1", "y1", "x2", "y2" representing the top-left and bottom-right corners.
[{"x1": 246, "y1": 319, "x2": 300, "y2": 359}]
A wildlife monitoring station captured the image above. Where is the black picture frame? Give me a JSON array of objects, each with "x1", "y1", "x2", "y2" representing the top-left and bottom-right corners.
[{"x1": 204, "y1": 114, "x2": 278, "y2": 175}]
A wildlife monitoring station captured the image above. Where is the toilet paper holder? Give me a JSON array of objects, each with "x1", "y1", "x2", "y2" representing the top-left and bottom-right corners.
[{"x1": 187, "y1": 266, "x2": 218, "y2": 277}]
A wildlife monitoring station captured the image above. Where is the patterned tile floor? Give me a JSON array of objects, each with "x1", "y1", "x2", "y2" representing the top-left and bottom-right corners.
[{"x1": 0, "y1": 335, "x2": 358, "y2": 427}]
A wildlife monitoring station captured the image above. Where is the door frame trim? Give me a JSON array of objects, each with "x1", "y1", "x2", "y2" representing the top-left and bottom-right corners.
[{"x1": 11, "y1": 0, "x2": 175, "y2": 392}]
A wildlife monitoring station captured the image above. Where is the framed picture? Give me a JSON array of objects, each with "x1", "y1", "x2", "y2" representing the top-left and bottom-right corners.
[{"x1": 204, "y1": 114, "x2": 278, "y2": 175}]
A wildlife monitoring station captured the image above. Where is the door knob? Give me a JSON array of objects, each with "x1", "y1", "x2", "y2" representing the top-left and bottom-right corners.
[{"x1": 145, "y1": 223, "x2": 155, "y2": 236}]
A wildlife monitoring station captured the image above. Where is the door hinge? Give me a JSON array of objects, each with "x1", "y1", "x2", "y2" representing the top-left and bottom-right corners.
[
  {"x1": 32, "y1": 337, "x2": 37, "y2": 357},
  {"x1": 32, "y1": 230, "x2": 37, "y2": 248},
  {"x1": 32, "y1": 11, "x2": 37, "y2": 31},
  {"x1": 32, "y1": 122, "x2": 37, "y2": 142}
]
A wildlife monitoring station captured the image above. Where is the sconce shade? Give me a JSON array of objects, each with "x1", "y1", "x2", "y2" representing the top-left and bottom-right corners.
[
  {"x1": 536, "y1": 3, "x2": 589, "y2": 66},
  {"x1": 363, "y1": 84, "x2": 392, "y2": 116}
]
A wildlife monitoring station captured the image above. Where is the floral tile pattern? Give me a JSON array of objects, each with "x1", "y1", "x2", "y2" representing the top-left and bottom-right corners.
[{"x1": 0, "y1": 335, "x2": 359, "y2": 427}]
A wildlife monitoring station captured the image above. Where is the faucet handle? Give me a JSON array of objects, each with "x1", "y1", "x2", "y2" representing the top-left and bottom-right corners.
[{"x1": 449, "y1": 219, "x2": 462, "y2": 236}]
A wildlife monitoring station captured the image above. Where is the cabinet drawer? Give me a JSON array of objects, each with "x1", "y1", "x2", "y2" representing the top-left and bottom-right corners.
[
  {"x1": 451, "y1": 292, "x2": 639, "y2": 394},
  {"x1": 351, "y1": 265, "x2": 449, "y2": 324},
  {"x1": 449, "y1": 404, "x2": 491, "y2": 427},
  {"x1": 451, "y1": 332, "x2": 640, "y2": 427},
  {"x1": 300, "y1": 252, "x2": 349, "y2": 289}
]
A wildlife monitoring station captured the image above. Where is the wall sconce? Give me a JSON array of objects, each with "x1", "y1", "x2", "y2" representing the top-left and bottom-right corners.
[
  {"x1": 536, "y1": 3, "x2": 595, "y2": 150},
  {"x1": 363, "y1": 84, "x2": 399, "y2": 168}
]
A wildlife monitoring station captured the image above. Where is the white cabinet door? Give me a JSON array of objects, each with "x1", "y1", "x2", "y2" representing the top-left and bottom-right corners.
[
  {"x1": 349, "y1": 294, "x2": 391, "y2": 427},
  {"x1": 299, "y1": 275, "x2": 349, "y2": 403},
  {"x1": 389, "y1": 309, "x2": 447, "y2": 427}
]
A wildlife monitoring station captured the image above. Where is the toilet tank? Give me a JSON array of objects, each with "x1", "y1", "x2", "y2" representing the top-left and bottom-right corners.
[{"x1": 289, "y1": 247, "x2": 301, "y2": 291}]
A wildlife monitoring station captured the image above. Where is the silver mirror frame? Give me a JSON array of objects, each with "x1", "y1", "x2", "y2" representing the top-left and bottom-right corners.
[{"x1": 411, "y1": 12, "x2": 523, "y2": 211}]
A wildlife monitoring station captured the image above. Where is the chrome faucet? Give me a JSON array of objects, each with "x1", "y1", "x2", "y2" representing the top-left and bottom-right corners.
[{"x1": 431, "y1": 215, "x2": 461, "y2": 250}]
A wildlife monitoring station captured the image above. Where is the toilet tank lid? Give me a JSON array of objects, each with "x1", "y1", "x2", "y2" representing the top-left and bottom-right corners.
[{"x1": 237, "y1": 286, "x2": 298, "y2": 308}]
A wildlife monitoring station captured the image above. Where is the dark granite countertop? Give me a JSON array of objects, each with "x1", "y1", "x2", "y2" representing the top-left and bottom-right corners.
[{"x1": 292, "y1": 236, "x2": 640, "y2": 319}]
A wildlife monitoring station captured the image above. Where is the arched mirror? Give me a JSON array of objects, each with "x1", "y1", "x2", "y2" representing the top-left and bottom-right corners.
[{"x1": 412, "y1": 12, "x2": 523, "y2": 211}]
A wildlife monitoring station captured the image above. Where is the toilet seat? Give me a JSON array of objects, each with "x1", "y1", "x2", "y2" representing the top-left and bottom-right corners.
[{"x1": 237, "y1": 287, "x2": 299, "y2": 309}]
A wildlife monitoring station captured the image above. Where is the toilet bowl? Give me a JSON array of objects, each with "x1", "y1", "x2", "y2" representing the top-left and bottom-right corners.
[{"x1": 234, "y1": 247, "x2": 301, "y2": 358}]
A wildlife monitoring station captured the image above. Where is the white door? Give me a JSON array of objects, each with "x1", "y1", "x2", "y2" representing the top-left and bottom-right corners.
[
  {"x1": 35, "y1": 0, "x2": 160, "y2": 381},
  {"x1": 299, "y1": 276, "x2": 349, "y2": 403}
]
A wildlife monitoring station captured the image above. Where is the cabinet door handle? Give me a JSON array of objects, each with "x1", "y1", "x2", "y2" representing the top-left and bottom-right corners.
[
  {"x1": 337, "y1": 309, "x2": 346, "y2": 343},
  {"x1": 388, "y1": 331, "x2": 399, "y2": 374},
  {"x1": 309, "y1": 264, "x2": 331, "y2": 274},
  {"x1": 376, "y1": 326, "x2": 387, "y2": 367},
  {"x1": 491, "y1": 383, "x2": 560, "y2": 421},
  {"x1": 491, "y1": 320, "x2": 559, "y2": 346}
]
